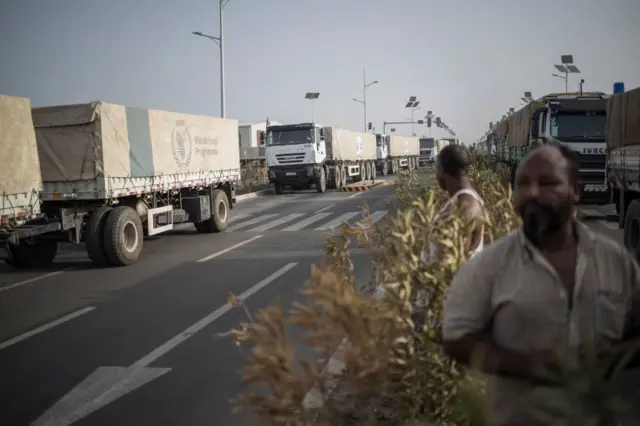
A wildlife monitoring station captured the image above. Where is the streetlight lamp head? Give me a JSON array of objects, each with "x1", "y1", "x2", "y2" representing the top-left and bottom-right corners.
[
  {"x1": 371, "y1": 80, "x2": 379, "y2": 85},
  {"x1": 192, "y1": 31, "x2": 203, "y2": 36}
]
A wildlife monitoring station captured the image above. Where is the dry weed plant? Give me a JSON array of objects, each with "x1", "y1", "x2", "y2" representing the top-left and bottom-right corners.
[{"x1": 227, "y1": 152, "x2": 637, "y2": 426}]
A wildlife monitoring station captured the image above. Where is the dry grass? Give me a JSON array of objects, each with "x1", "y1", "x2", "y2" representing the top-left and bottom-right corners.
[{"x1": 226, "y1": 151, "x2": 637, "y2": 426}]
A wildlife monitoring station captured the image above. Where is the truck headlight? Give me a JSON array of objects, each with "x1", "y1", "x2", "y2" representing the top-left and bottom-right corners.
[
  {"x1": 269, "y1": 170, "x2": 275, "y2": 179},
  {"x1": 307, "y1": 166, "x2": 314, "y2": 176}
]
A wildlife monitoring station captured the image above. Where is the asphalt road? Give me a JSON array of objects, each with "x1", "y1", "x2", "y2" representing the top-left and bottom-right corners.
[{"x1": 0, "y1": 174, "x2": 624, "y2": 426}]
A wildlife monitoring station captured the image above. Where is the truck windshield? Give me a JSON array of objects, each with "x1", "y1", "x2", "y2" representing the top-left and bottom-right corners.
[
  {"x1": 376, "y1": 135, "x2": 383, "y2": 146},
  {"x1": 550, "y1": 113, "x2": 606, "y2": 139},
  {"x1": 270, "y1": 129, "x2": 314, "y2": 145}
]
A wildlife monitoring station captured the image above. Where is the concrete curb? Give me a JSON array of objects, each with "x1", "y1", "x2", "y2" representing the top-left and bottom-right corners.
[
  {"x1": 235, "y1": 187, "x2": 274, "y2": 201},
  {"x1": 339, "y1": 181, "x2": 385, "y2": 192},
  {"x1": 302, "y1": 338, "x2": 348, "y2": 410}
]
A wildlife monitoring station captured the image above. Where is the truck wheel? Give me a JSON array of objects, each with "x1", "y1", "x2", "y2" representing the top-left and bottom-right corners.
[
  {"x1": 195, "y1": 189, "x2": 230, "y2": 233},
  {"x1": 86, "y1": 206, "x2": 113, "y2": 266},
  {"x1": 370, "y1": 162, "x2": 376, "y2": 181},
  {"x1": 274, "y1": 182, "x2": 284, "y2": 194},
  {"x1": 623, "y1": 200, "x2": 640, "y2": 260},
  {"x1": 381, "y1": 161, "x2": 388, "y2": 176},
  {"x1": 5, "y1": 240, "x2": 58, "y2": 269},
  {"x1": 341, "y1": 166, "x2": 348, "y2": 186},
  {"x1": 331, "y1": 166, "x2": 341, "y2": 189},
  {"x1": 316, "y1": 167, "x2": 327, "y2": 193},
  {"x1": 103, "y1": 206, "x2": 144, "y2": 266}
]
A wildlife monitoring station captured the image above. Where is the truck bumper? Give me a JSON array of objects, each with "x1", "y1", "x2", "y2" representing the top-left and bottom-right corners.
[{"x1": 268, "y1": 165, "x2": 321, "y2": 185}]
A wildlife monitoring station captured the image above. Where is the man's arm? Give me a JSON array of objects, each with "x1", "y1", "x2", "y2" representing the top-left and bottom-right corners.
[
  {"x1": 443, "y1": 251, "x2": 556, "y2": 384},
  {"x1": 603, "y1": 252, "x2": 640, "y2": 369},
  {"x1": 457, "y1": 194, "x2": 485, "y2": 253}
]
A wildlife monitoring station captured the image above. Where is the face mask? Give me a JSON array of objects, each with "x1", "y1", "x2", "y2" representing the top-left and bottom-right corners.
[{"x1": 517, "y1": 199, "x2": 571, "y2": 242}]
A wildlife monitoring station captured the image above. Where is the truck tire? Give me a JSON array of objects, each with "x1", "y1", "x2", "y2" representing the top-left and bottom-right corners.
[
  {"x1": 316, "y1": 167, "x2": 327, "y2": 193},
  {"x1": 5, "y1": 240, "x2": 58, "y2": 269},
  {"x1": 195, "y1": 189, "x2": 230, "y2": 233},
  {"x1": 381, "y1": 161, "x2": 388, "y2": 176},
  {"x1": 623, "y1": 199, "x2": 640, "y2": 260},
  {"x1": 86, "y1": 206, "x2": 113, "y2": 266},
  {"x1": 274, "y1": 182, "x2": 284, "y2": 194},
  {"x1": 103, "y1": 206, "x2": 144, "y2": 266},
  {"x1": 341, "y1": 166, "x2": 348, "y2": 186},
  {"x1": 370, "y1": 162, "x2": 376, "y2": 181}
]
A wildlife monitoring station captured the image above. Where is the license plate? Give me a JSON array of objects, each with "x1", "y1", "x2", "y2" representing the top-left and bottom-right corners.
[
  {"x1": 583, "y1": 184, "x2": 607, "y2": 192},
  {"x1": 286, "y1": 172, "x2": 297, "y2": 176}
]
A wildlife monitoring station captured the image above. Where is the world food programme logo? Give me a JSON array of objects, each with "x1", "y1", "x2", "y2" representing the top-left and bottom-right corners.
[{"x1": 172, "y1": 120, "x2": 193, "y2": 167}]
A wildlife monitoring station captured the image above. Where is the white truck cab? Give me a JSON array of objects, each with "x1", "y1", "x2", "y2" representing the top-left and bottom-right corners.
[{"x1": 530, "y1": 93, "x2": 608, "y2": 203}]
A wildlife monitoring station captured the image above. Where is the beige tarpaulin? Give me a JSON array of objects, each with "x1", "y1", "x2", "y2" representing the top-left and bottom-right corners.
[
  {"x1": 606, "y1": 87, "x2": 640, "y2": 149},
  {"x1": 0, "y1": 94, "x2": 43, "y2": 195}
]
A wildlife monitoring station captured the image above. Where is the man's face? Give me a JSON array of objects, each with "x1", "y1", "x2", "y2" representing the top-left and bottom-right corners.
[{"x1": 513, "y1": 147, "x2": 579, "y2": 240}]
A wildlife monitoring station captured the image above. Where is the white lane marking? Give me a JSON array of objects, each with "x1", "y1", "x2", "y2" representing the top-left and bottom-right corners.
[
  {"x1": 315, "y1": 204, "x2": 335, "y2": 214},
  {"x1": 0, "y1": 306, "x2": 95, "y2": 351},
  {"x1": 131, "y1": 262, "x2": 298, "y2": 368},
  {"x1": 196, "y1": 235, "x2": 263, "y2": 262},
  {"x1": 598, "y1": 220, "x2": 620, "y2": 230},
  {"x1": 247, "y1": 213, "x2": 305, "y2": 232},
  {"x1": 370, "y1": 210, "x2": 389, "y2": 225},
  {"x1": 314, "y1": 212, "x2": 360, "y2": 231},
  {"x1": 226, "y1": 214, "x2": 279, "y2": 232},
  {"x1": 230, "y1": 213, "x2": 251, "y2": 222},
  {"x1": 348, "y1": 192, "x2": 363, "y2": 199},
  {"x1": 282, "y1": 213, "x2": 333, "y2": 231},
  {"x1": 33, "y1": 263, "x2": 298, "y2": 426},
  {"x1": 0, "y1": 270, "x2": 65, "y2": 293}
]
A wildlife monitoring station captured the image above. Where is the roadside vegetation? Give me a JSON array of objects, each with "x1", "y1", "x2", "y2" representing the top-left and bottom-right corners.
[{"x1": 227, "y1": 151, "x2": 636, "y2": 425}]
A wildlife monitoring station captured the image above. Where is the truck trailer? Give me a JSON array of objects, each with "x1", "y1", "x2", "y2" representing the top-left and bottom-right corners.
[
  {"x1": 265, "y1": 123, "x2": 377, "y2": 193},
  {"x1": 490, "y1": 92, "x2": 609, "y2": 204},
  {"x1": 0, "y1": 98, "x2": 240, "y2": 268},
  {"x1": 606, "y1": 86, "x2": 640, "y2": 259},
  {"x1": 375, "y1": 134, "x2": 420, "y2": 175}
]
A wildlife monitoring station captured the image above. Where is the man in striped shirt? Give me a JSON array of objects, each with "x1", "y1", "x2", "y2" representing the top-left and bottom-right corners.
[{"x1": 442, "y1": 143, "x2": 640, "y2": 425}]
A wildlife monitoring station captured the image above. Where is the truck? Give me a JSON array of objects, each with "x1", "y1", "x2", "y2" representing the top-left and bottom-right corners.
[
  {"x1": 0, "y1": 97, "x2": 240, "y2": 268},
  {"x1": 265, "y1": 122, "x2": 377, "y2": 193},
  {"x1": 375, "y1": 134, "x2": 420, "y2": 175},
  {"x1": 490, "y1": 92, "x2": 609, "y2": 204},
  {"x1": 419, "y1": 137, "x2": 436, "y2": 165},
  {"x1": 606, "y1": 86, "x2": 640, "y2": 259}
]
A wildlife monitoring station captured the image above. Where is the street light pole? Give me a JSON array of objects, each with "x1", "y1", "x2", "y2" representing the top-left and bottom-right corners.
[
  {"x1": 192, "y1": 0, "x2": 232, "y2": 118},
  {"x1": 362, "y1": 68, "x2": 367, "y2": 132},
  {"x1": 219, "y1": 0, "x2": 225, "y2": 118}
]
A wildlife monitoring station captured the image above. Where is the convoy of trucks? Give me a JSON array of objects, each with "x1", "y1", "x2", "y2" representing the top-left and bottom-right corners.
[
  {"x1": 374, "y1": 134, "x2": 420, "y2": 175},
  {"x1": 606, "y1": 86, "x2": 640, "y2": 258},
  {"x1": 265, "y1": 123, "x2": 378, "y2": 193},
  {"x1": 0, "y1": 95, "x2": 240, "y2": 268},
  {"x1": 489, "y1": 92, "x2": 609, "y2": 204}
]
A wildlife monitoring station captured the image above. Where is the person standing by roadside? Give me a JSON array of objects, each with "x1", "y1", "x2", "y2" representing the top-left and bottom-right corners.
[
  {"x1": 413, "y1": 144, "x2": 486, "y2": 313},
  {"x1": 442, "y1": 142, "x2": 640, "y2": 425}
]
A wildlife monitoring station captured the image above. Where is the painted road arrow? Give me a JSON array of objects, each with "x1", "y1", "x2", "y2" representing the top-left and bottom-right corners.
[{"x1": 32, "y1": 262, "x2": 298, "y2": 426}]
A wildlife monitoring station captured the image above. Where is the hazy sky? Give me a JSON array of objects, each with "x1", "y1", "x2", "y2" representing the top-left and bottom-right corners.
[{"x1": 1, "y1": 0, "x2": 639, "y2": 144}]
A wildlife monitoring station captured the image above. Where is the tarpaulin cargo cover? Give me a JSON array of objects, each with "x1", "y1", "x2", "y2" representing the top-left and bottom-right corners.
[
  {"x1": 324, "y1": 127, "x2": 376, "y2": 161},
  {"x1": 606, "y1": 87, "x2": 640, "y2": 149},
  {"x1": 32, "y1": 101, "x2": 241, "y2": 200},
  {"x1": 0, "y1": 94, "x2": 43, "y2": 219},
  {"x1": 388, "y1": 135, "x2": 420, "y2": 157}
]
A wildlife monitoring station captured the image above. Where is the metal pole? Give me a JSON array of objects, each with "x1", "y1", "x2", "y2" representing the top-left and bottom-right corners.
[
  {"x1": 362, "y1": 68, "x2": 367, "y2": 132},
  {"x1": 411, "y1": 108, "x2": 415, "y2": 136},
  {"x1": 564, "y1": 71, "x2": 568, "y2": 93},
  {"x1": 311, "y1": 100, "x2": 315, "y2": 122},
  {"x1": 219, "y1": 0, "x2": 226, "y2": 117}
]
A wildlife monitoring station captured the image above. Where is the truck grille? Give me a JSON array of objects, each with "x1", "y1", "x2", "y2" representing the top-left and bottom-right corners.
[
  {"x1": 275, "y1": 154, "x2": 305, "y2": 164},
  {"x1": 575, "y1": 153, "x2": 606, "y2": 169}
]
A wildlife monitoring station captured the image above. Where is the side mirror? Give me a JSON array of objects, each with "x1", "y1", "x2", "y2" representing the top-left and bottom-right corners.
[
  {"x1": 530, "y1": 113, "x2": 540, "y2": 138},
  {"x1": 319, "y1": 128, "x2": 325, "y2": 138}
]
